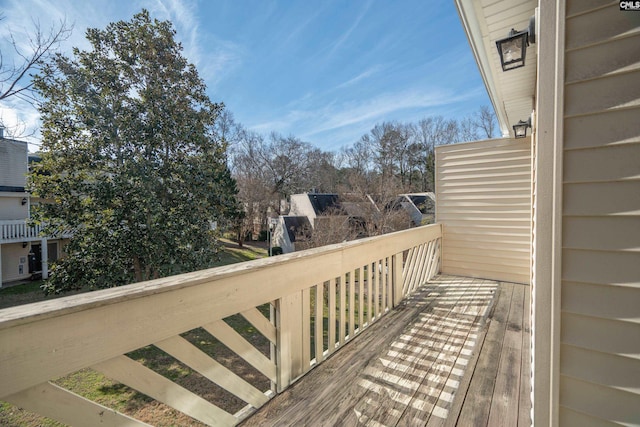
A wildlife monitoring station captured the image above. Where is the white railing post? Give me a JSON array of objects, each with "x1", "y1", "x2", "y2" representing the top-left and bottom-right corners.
[
  {"x1": 41, "y1": 238, "x2": 48, "y2": 279},
  {"x1": 392, "y1": 253, "x2": 404, "y2": 307},
  {"x1": 276, "y1": 291, "x2": 304, "y2": 392}
]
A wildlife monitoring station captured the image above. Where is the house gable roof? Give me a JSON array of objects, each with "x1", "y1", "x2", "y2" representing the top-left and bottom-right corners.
[
  {"x1": 307, "y1": 193, "x2": 341, "y2": 215},
  {"x1": 283, "y1": 216, "x2": 312, "y2": 242},
  {"x1": 407, "y1": 195, "x2": 435, "y2": 214}
]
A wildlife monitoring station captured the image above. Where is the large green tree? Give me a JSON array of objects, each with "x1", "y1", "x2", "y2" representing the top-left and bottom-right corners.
[{"x1": 31, "y1": 10, "x2": 240, "y2": 293}]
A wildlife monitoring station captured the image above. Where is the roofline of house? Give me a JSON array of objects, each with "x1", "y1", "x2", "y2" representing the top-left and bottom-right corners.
[{"x1": 454, "y1": 0, "x2": 510, "y2": 137}]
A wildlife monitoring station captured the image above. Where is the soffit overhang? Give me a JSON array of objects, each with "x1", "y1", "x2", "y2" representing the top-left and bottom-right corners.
[{"x1": 455, "y1": 0, "x2": 538, "y2": 137}]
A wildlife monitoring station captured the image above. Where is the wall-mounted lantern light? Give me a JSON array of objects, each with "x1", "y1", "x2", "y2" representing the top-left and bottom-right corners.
[
  {"x1": 21, "y1": 197, "x2": 27, "y2": 205},
  {"x1": 513, "y1": 118, "x2": 532, "y2": 138},
  {"x1": 496, "y1": 16, "x2": 536, "y2": 71},
  {"x1": 22, "y1": 242, "x2": 28, "y2": 248}
]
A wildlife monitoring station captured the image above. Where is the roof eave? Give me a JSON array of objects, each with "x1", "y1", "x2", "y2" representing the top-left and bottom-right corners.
[{"x1": 455, "y1": 0, "x2": 511, "y2": 137}]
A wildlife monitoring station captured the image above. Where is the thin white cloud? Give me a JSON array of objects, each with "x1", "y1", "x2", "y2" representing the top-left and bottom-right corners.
[
  {"x1": 307, "y1": 87, "x2": 479, "y2": 136},
  {"x1": 149, "y1": 0, "x2": 199, "y2": 60},
  {"x1": 149, "y1": 0, "x2": 244, "y2": 86},
  {"x1": 247, "y1": 85, "x2": 483, "y2": 150},
  {"x1": 326, "y1": 0, "x2": 373, "y2": 58},
  {"x1": 280, "y1": 8, "x2": 324, "y2": 48},
  {"x1": 335, "y1": 64, "x2": 384, "y2": 89}
]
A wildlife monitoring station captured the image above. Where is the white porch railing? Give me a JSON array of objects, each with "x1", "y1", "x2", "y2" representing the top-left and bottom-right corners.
[
  {"x1": 0, "y1": 219, "x2": 73, "y2": 243},
  {"x1": 0, "y1": 224, "x2": 441, "y2": 426},
  {"x1": 0, "y1": 219, "x2": 43, "y2": 243}
]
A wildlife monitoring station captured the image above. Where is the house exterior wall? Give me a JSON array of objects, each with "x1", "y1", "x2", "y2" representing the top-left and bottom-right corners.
[
  {"x1": 0, "y1": 242, "x2": 30, "y2": 282},
  {"x1": 435, "y1": 138, "x2": 532, "y2": 285},
  {"x1": 0, "y1": 138, "x2": 30, "y2": 285},
  {"x1": 0, "y1": 194, "x2": 29, "y2": 220},
  {"x1": 0, "y1": 137, "x2": 68, "y2": 286},
  {"x1": 0, "y1": 138, "x2": 28, "y2": 189},
  {"x1": 272, "y1": 217, "x2": 294, "y2": 254},
  {"x1": 555, "y1": 2, "x2": 640, "y2": 424},
  {"x1": 0, "y1": 138, "x2": 29, "y2": 221},
  {"x1": 289, "y1": 194, "x2": 317, "y2": 224}
]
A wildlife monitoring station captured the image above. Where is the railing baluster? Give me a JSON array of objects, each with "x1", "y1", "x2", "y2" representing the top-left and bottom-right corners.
[
  {"x1": 358, "y1": 267, "x2": 364, "y2": 332},
  {"x1": 328, "y1": 278, "x2": 336, "y2": 353},
  {"x1": 373, "y1": 260, "x2": 384, "y2": 320},
  {"x1": 415, "y1": 242, "x2": 430, "y2": 290},
  {"x1": 423, "y1": 240, "x2": 436, "y2": 283},
  {"x1": 314, "y1": 283, "x2": 324, "y2": 364},
  {"x1": 392, "y1": 253, "x2": 404, "y2": 305},
  {"x1": 339, "y1": 275, "x2": 346, "y2": 345},
  {"x1": 348, "y1": 270, "x2": 355, "y2": 339},
  {"x1": 368, "y1": 262, "x2": 374, "y2": 324},
  {"x1": 95, "y1": 355, "x2": 237, "y2": 426},
  {"x1": 382, "y1": 257, "x2": 388, "y2": 312},
  {"x1": 302, "y1": 287, "x2": 311, "y2": 371},
  {"x1": 4, "y1": 382, "x2": 151, "y2": 426}
]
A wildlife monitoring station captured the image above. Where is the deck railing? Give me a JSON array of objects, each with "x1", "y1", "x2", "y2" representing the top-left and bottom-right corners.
[
  {"x1": 0, "y1": 224, "x2": 441, "y2": 426},
  {"x1": 0, "y1": 219, "x2": 73, "y2": 243},
  {"x1": 0, "y1": 219, "x2": 43, "y2": 242}
]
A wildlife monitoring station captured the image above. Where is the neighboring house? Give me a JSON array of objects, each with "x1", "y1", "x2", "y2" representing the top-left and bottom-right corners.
[
  {"x1": 274, "y1": 193, "x2": 372, "y2": 253},
  {"x1": 392, "y1": 192, "x2": 436, "y2": 226},
  {"x1": 273, "y1": 193, "x2": 341, "y2": 253},
  {"x1": 0, "y1": 130, "x2": 69, "y2": 286},
  {"x1": 274, "y1": 192, "x2": 420, "y2": 253},
  {"x1": 271, "y1": 216, "x2": 312, "y2": 254},
  {"x1": 288, "y1": 193, "x2": 341, "y2": 227},
  {"x1": 455, "y1": 1, "x2": 640, "y2": 424}
]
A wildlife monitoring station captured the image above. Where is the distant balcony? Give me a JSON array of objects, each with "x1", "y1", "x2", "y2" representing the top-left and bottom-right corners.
[{"x1": 0, "y1": 219, "x2": 72, "y2": 244}]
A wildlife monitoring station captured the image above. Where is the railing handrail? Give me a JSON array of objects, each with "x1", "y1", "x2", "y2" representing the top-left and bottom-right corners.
[
  {"x1": 0, "y1": 224, "x2": 441, "y2": 329},
  {"x1": 0, "y1": 219, "x2": 33, "y2": 225},
  {"x1": 0, "y1": 223, "x2": 442, "y2": 424}
]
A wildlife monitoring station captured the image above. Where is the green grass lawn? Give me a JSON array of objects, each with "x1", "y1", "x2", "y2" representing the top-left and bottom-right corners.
[{"x1": 0, "y1": 239, "x2": 268, "y2": 310}]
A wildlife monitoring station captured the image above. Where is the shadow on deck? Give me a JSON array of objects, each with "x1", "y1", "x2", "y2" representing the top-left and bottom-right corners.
[{"x1": 242, "y1": 275, "x2": 531, "y2": 426}]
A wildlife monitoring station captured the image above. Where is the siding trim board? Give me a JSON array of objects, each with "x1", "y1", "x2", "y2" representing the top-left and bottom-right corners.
[{"x1": 532, "y1": 1, "x2": 568, "y2": 424}]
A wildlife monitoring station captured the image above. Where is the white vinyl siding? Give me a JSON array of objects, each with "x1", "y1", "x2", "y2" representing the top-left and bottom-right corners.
[
  {"x1": 0, "y1": 139, "x2": 28, "y2": 189},
  {"x1": 436, "y1": 138, "x2": 532, "y2": 284},
  {"x1": 559, "y1": 2, "x2": 640, "y2": 424}
]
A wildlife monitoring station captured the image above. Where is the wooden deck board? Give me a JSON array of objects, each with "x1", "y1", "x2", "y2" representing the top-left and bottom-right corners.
[
  {"x1": 518, "y1": 285, "x2": 532, "y2": 427},
  {"x1": 352, "y1": 276, "x2": 481, "y2": 426},
  {"x1": 487, "y1": 283, "x2": 524, "y2": 426},
  {"x1": 241, "y1": 275, "x2": 530, "y2": 427}
]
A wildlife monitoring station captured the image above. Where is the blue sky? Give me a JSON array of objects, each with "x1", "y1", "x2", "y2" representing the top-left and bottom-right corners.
[{"x1": 0, "y1": 0, "x2": 490, "y2": 152}]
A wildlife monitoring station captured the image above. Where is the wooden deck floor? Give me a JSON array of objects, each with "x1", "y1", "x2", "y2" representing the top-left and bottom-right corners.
[{"x1": 242, "y1": 275, "x2": 531, "y2": 427}]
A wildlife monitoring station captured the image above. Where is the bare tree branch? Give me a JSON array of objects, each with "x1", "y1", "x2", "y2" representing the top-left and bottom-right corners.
[
  {"x1": 0, "y1": 16, "x2": 72, "y2": 103},
  {"x1": 474, "y1": 105, "x2": 497, "y2": 139}
]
